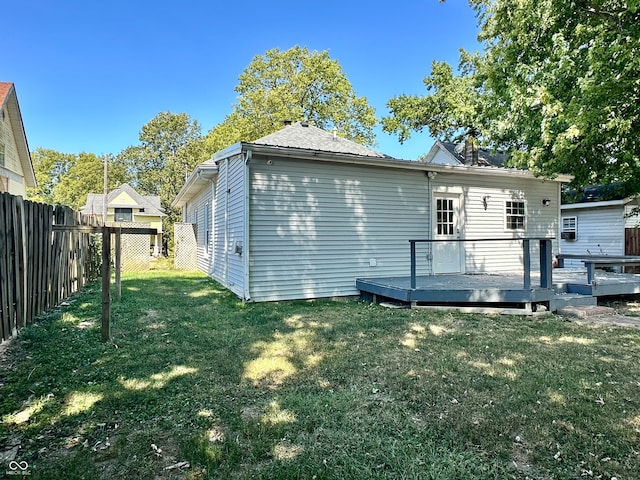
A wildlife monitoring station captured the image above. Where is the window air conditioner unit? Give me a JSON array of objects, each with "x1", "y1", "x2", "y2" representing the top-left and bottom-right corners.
[{"x1": 561, "y1": 231, "x2": 576, "y2": 240}]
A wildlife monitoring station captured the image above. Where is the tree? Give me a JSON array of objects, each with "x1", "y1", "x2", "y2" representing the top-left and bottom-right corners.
[
  {"x1": 28, "y1": 148, "x2": 74, "y2": 204},
  {"x1": 383, "y1": 1, "x2": 640, "y2": 190},
  {"x1": 28, "y1": 149, "x2": 127, "y2": 209},
  {"x1": 204, "y1": 46, "x2": 378, "y2": 153},
  {"x1": 117, "y1": 112, "x2": 205, "y2": 251}
]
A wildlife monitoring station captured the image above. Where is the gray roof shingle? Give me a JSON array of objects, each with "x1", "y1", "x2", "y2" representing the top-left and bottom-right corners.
[
  {"x1": 251, "y1": 122, "x2": 389, "y2": 158},
  {"x1": 441, "y1": 141, "x2": 507, "y2": 167},
  {"x1": 80, "y1": 183, "x2": 165, "y2": 217}
]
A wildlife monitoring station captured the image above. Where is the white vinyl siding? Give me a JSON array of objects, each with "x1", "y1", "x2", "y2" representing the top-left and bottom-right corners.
[
  {"x1": 560, "y1": 206, "x2": 625, "y2": 267},
  {"x1": 212, "y1": 155, "x2": 246, "y2": 298},
  {"x1": 248, "y1": 157, "x2": 430, "y2": 302},
  {"x1": 434, "y1": 174, "x2": 559, "y2": 274},
  {"x1": 187, "y1": 184, "x2": 214, "y2": 273}
]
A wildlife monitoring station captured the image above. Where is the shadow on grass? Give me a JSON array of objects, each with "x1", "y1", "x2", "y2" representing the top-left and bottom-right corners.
[{"x1": 1, "y1": 270, "x2": 639, "y2": 479}]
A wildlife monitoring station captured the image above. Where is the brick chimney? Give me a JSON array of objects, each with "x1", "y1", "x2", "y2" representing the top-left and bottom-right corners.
[{"x1": 463, "y1": 128, "x2": 479, "y2": 165}]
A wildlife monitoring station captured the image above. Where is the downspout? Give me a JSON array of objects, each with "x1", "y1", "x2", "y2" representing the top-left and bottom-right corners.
[
  {"x1": 243, "y1": 150, "x2": 252, "y2": 301},
  {"x1": 426, "y1": 171, "x2": 435, "y2": 275}
]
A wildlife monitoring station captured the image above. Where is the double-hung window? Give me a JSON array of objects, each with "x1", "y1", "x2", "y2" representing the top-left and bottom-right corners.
[
  {"x1": 561, "y1": 216, "x2": 577, "y2": 240},
  {"x1": 505, "y1": 201, "x2": 525, "y2": 230}
]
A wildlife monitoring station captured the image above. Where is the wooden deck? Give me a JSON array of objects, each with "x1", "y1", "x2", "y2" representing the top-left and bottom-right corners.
[{"x1": 356, "y1": 268, "x2": 640, "y2": 311}]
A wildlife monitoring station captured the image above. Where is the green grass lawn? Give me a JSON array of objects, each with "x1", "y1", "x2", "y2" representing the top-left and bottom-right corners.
[{"x1": 1, "y1": 269, "x2": 639, "y2": 479}]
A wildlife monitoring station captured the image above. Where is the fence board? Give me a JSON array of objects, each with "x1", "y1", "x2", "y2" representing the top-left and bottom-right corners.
[
  {"x1": 0, "y1": 194, "x2": 11, "y2": 340},
  {"x1": 0, "y1": 194, "x2": 100, "y2": 342},
  {"x1": 625, "y1": 228, "x2": 640, "y2": 273}
]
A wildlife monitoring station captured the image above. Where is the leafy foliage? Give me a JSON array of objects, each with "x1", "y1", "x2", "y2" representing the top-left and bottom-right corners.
[
  {"x1": 383, "y1": 0, "x2": 640, "y2": 191},
  {"x1": 117, "y1": 112, "x2": 205, "y2": 249},
  {"x1": 204, "y1": 46, "x2": 378, "y2": 153},
  {"x1": 28, "y1": 149, "x2": 128, "y2": 209}
]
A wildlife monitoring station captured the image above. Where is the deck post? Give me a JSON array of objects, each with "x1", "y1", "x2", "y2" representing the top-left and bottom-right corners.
[
  {"x1": 523, "y1": 239, "x2": 531, "y2": 289},
  {"x1": 410, "y1": 240, "x2": 417, "y2": 289},
  {"x1": 539, "y1": 239, "x2": 553, "y2": 288}
]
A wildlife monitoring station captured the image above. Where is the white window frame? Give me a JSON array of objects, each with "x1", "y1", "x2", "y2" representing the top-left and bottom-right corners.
[
  {"x1": 504, "y1": 200, "x2": 526, "y2": 231},
  {"x1": 561, "y1": 216, "x2": 577, "y2": 240}
]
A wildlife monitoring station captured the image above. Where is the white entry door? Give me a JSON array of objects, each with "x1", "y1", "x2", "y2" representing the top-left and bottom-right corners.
[{"x1": 433, "y1": 195, "x2": 463, "y2": 274}]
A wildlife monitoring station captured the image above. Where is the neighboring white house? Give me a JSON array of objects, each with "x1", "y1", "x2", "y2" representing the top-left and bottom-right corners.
[
  {"x1": 0, "y1": 82, "x2": 36, "y2": 196},
  {"x1": 560, "y1": 185, "x2": 640, "y2": 267},
  {"x1": 172, "y1": 122, "x2": 571, "y2": 302}
]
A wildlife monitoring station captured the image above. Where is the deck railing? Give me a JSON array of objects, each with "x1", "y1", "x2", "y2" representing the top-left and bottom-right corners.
[{"x1": 409, "y1": 238, "x2": 554, "y2": 290}]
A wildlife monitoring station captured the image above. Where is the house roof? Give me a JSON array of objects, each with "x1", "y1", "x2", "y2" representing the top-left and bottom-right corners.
[
  {"x1": 252, "y1": 122, "x2": 389, "y2": 158},
  {"x1": 561, "y1": 183, "x2": 639, "y2": 210},
  {"x1": 81, "y1": 183, "x2": 165, "y2": 217},
  {"x1": 173, "y1": 125, "x2": 573, "y2": 209},
  {"x1": 0, "y1": 82, "x2": 36, "y2": 187},
  {"x1": 423, "y1": 140, "x2": 507, "y2": 167}
]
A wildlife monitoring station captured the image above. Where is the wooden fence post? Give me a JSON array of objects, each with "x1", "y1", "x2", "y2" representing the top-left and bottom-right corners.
[
  {"x1": 101, "y1": 226, "x2": 112, "y2": 342},
  {"x1": 115, "y1": 227, "x2": 122, "y2": 302}
]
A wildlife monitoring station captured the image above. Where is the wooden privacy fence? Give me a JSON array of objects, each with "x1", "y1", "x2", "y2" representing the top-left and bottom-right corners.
[
  {"x1": 625, "y1": 228, "x2": 640, "y2": 273},
  {"x1": 0, "y1": 193, "x2": 100, "y2": 342}
]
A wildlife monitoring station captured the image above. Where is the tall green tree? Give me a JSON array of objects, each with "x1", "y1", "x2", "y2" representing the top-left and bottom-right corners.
[
  {"x1": 28, "y1": 149, "x2": 127, "y2": 209},
  {"x1": 204, "y1": 46, "x2": 378, "y2": 153},
  {"x1": 28, "y1": 148, "x2": 74, "y2": 204},
  {"x1": 383, "y1": 0, "x2": 640, "y2": 189},
  {"x1": 117, "y1": 112, "x2": 204, "y2": 247}
]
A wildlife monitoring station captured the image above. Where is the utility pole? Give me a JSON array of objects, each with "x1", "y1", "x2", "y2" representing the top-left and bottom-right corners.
[{"x1": 103, "y1": 155, "x2": 108, "y2": 225}]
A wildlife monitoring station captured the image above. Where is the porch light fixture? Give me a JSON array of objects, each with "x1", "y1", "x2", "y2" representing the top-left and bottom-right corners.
[
  {"x1": 541, "y1": 198, "x2": 551, "y2": 207},
  {"x1": 482, "y1": 195, "x2": 490, "y2": 210}
]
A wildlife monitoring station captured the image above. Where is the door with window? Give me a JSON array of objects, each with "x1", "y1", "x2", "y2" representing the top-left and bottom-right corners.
[{"x1": 433, "y1": 195, "x2": 463, "y2": 274}]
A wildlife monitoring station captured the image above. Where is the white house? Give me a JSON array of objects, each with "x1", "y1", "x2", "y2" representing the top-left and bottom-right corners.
[
  {"x1": 560, "y1": 185, "x2": 640, "y2": 267},
  {"x1": 173, "y1": 122, "x2": 571, "y2": 302},
  {"x1": 0, "y1": 82, "x2": 36, "y2": 196}
]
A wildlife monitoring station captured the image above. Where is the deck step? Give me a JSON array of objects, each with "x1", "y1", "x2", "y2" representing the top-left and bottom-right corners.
[{"x1": 550, "y1": 293, "x2": 597, "y2": 311}]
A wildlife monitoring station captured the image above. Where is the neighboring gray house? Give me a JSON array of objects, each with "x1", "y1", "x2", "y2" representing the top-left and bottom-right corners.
[
  {"x1": 560, "y1": 185, "x2": 640, "y2": 267},
  {"x1": 172, "y1": 122, "x2": 570, "y2": 302},
  {"x1": 422, "y1": 140, "x2": 507, "y2": 167},
  {"x1": 81, "y1": 183, "x2": 166, "y2": 256}
]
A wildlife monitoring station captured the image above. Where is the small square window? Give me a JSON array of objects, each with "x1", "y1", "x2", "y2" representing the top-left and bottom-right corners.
[{"x1": 505, "y1": 201, "x2": 525, "y2": 230}]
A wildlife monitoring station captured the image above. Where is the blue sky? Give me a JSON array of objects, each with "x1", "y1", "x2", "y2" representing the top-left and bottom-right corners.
[{"x1": 4, "y1": 0, "x2": 481, "y2": 160}]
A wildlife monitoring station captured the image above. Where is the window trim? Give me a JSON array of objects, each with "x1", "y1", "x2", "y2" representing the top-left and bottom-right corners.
[
  {"x1": 504, "y1": 200, "x2": 526, "y2": 231},
  {"x1": 561, "y1": 216, "x2": 577, "y2": 240}
]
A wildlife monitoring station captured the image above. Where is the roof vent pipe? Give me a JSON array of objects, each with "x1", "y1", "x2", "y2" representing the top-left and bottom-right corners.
[
  {"x1": 283, "y1": 120, "x2": 292, "y2": 126},
  {"x1": 300, "y1": 121, "x2": 309, "y2": 127},
  {"x1": 332, "y1": 127, "x2": 337, "y2": 140}
]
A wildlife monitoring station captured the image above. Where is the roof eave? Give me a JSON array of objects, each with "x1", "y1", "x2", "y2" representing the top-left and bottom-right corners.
[
  {"x1": 3, "y1": 86, "x2": 36, "y2": 187},
  {"x1": 171, "y1": 164, "x2": 219, "y2": 208},
  {"x1": 240, "y1": 143, "x2": 572, "y2": 182}
]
